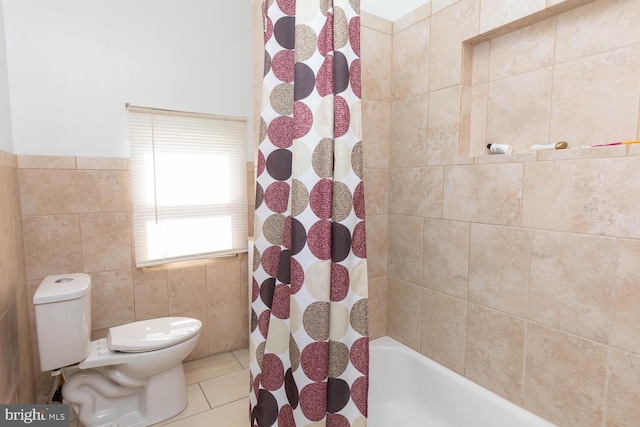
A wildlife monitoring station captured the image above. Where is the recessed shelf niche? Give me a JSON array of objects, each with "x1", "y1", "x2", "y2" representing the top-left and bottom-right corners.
[{"x1": 459, "y1": 0, "x2": 640, "y2": 158}]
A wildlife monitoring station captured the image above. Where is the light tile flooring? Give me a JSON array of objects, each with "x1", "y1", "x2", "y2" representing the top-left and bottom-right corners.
[{"x1": 69, "y1": 348, "x2": 250, "y2": 427}]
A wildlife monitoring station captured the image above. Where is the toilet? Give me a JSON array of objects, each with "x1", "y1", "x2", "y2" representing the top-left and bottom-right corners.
[{"x1": 33, "y1": 273, "x2": 202, "y2": 427}]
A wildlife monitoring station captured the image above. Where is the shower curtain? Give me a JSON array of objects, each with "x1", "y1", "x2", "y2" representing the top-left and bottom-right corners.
[{"x1": 250, "y1": 0, "x2": 368, "y2": 426}]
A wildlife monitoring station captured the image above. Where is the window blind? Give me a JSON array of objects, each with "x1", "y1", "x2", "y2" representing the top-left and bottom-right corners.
[{"x1": 127, "y1": 105, "x2": 248, "y2": 267}]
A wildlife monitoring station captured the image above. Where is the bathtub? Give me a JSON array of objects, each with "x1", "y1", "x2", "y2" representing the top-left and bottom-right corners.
[{"x1": 368, "y1": 337, "x2": 555, "y2": 427}]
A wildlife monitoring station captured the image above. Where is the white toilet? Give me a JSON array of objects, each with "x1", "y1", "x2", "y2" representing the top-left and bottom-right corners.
[{"x1": 33, "y1": 273, "x2": 202, "y2": 427}]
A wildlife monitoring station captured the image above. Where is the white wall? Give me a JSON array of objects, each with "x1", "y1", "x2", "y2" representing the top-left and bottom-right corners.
[
  {"x1": 0, "y1": 1, "x2": 14, "y2": 153},
  {"x1": 2, "y1": 0, "x2": 253, "y2": 159},
  {"x1": 362, "y1": 0, "x2": 430, "y2": 21}
]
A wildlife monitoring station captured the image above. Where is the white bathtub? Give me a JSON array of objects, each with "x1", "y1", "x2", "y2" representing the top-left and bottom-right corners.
[{"x1": 369, "y1": 337, "x2": 556, "y2": 427}]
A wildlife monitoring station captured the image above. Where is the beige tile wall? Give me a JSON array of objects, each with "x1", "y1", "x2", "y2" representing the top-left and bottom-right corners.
[
  {"x1": 467, "y1": 0, "x2": 640, "y2": 155},
  {"x1": 361, "y1": 11, "x2": 392, "y2": 340},
  {"x1": 382, "y1": 0, "x2": 640, "y2": 425},
  {"x1": 18, "y1": 155, "x2": 249, "y2": 403},
  {"x1": 0, "y1": 149, "x2": 36, "y2": 404}
]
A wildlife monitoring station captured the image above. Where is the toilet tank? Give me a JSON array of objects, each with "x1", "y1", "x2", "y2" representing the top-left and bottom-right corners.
[{"x1": 33, "y1": 273, "x2": 92, "y2": 371}]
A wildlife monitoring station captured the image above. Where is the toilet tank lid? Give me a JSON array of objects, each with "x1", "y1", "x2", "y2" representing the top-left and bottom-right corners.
[
  {"x1": 33, "y1": 273, "x2": 91, "y2": 305},
  {"x1": 108, "y1": 317, "x2": 202, "y2": 352}
]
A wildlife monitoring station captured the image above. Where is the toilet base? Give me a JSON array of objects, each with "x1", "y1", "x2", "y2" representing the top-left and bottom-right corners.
[
  {"x1": 140, "y1": 363, "x2": 189, "y2": 425},
  {"x1": 63, "y1": 363, "x2": 188, "y2": 427}
]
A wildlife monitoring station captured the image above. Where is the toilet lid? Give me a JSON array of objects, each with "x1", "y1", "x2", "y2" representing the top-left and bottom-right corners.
[{"x1": 108, "y1": 317, "x2": 202, "y2": 352}]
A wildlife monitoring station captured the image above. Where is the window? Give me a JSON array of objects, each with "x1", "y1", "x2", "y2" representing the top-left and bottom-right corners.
[{"x1": 127, "y1": 105, "x2": 248, "y2": 267}]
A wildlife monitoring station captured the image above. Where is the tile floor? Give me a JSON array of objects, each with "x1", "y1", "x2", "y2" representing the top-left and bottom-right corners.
[{"x1": 69, "y1": 348, "x2": 250, "y2": 427}]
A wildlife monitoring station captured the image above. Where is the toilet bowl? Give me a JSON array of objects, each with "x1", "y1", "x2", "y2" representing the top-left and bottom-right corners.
[{"x1": 33, "y1": 273, "x2": 201, "y2": 427}]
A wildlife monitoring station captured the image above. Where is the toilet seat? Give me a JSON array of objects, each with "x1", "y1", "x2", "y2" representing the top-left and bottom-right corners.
[
  {"x1": 77, "y1": 333, "x2": 200, "y2": 370},
  {"x1": 108, "y1": 317, "x2": 202, "y2": 352},
  {"x1": 74, "y1": 317, "x2": 202, "y2": 370}
]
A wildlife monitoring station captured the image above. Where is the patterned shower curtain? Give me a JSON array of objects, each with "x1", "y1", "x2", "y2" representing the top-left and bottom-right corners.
[{"x1": 250, "y1": 0, "x2": 368, "y2": 425}]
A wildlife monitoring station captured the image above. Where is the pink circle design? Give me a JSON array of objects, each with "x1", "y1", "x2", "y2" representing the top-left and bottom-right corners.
[
  {"x1": 335, "y1": 96, "x2": 351, "y2": 138},
  {"x1": 290, "y1": 257, "x2": 304, "y2": 294},
  {"x1": 260, "y1": 245, "x2": 282, "y2": 278},
  {"x1": 351, "y1": 376, "x2": 369, "y2": 416},
  {"x1": 352, "y1": 220, "x2": 367, "y2": 258},
  {"x1": 299, "y1": 382, "x2": 327, "y2": 422},
  {"x1": 252, "y1": 277, "x2": 259, "y2": 302},
  {"x1": 294, "y1": 102, "x2": 314, "y2": 139},
  {"x1": 272, "y1": 284, "x2": 291, "y2": 319},
  {"x1": 278, "y1": 405, "x2": 296, "y2": 427},
  {"x1": 350, "y1": 337, "x2": 369, "y2": 375},
  {"x1": 282, "y1": 215, "x2": 292, "y2": 250},
  {"x1": 276, "y1": 0, "x2": 295, "y2": 16},
  {"x1": 261, "y1": 353, "x2": 285, "y2": 391},
  {"x1": 268, "y1": 116, "x2": 294, "y2": 148},
  {"x1": 258, "y1": 309, "x2": 271, "y2": 339},
  {"x1": 309, "y1": 179, "x2": 333, "y2": 220},
  {"x1": 317, "y1": 12, "x2": 334, "y2": 57},
  {"x1": 301, "y1": 341, "x2": 329, "y2": 382},
  {"x1": 272, "y1": 50, "x2": 295, "y2": 83},
  {"x1": 264, "y1": 182, "x2": 290, "y2": 214},
  {"x1": 307, "y1": 220, "x2": 332, "y2": 260},
  {"x1": 264, "y1": 15, "x2": 273, "y2": 44},
  {"x1": 316, "y1": 54, "x2": 334, "y2": 98},
  {"x1": 330, "y1": 263, "x2": 350, "y2": 302},
  {"x1": 327, "y1": 413, "x2": 350, "y2": 427},
  {"x1": 349, "y1": 16, "x2": 361, "y2": 57},
  {"x1": 257, "y1": 150, "x2": 266, "y2": 177}
]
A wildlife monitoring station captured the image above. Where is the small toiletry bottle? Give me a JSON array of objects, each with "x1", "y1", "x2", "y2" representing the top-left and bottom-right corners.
[
  {"x1": 486, "y1": 143, "x2": 513, "y2": 155},
  {"x1": 530, "y1": 141, "x2": 569, "y2": 151}
]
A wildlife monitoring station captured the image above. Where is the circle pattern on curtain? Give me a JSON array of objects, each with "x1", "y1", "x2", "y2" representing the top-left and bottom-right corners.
[{"x1": 250, "y1": 0, "x2": 368, "y2": 425}]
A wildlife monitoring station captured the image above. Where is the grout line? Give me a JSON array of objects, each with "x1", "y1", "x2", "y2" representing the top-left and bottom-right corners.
[
  {"x1": 231, "y1": 350, "x2": 244, "y2": 367},
  {"x1": 461, "y1": 228, "x2": 479, "y2": 379},
  {"x1": 521, "y1": 228, "x2": 533, "y2": 406},
  {"x1": 521, "y1": 321, "x2": 529, "y2": 407},
  {"x1": 519, "y1": 153, "x2": 526, "y2": 227},
  {"x1": 462, "y1": 297, "x2": 469, "y2": 377},
  {"x1": 601, "y1": 237, "x2": 620, "y2": 427},
  {"x1": 198, "y1": 382, "x2": 213, "y2": 410},
  {"x1": 482, "y1": 41, "x2": 491, "y2": 152},
  {"x1": 546, "y1": 16, "x2": 558, "y2": 146},
  {"x1": 161, "y1": 394, "x2": 248, "y2": 427}
]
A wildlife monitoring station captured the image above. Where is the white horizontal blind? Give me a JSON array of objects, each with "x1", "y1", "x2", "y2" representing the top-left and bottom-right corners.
[{"x1": 128, "y1": 106, "x2": 248, "y2": 267}]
